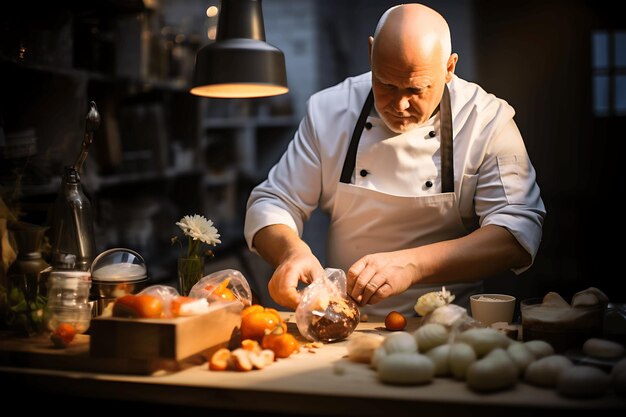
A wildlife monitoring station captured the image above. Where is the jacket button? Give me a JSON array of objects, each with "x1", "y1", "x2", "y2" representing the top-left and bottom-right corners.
[
  {"x1": 425, "y1": 180, "x2": 433, "y2": 188},
  {"x1": 428, "y1": 131, "x2": 436, "y2": 138},
  {"x1": 360, "y1": 169, "x2": 368, "y2": 177},
  {"x1": 365, "y1": 122, "x2": 373, "y2": 130}
]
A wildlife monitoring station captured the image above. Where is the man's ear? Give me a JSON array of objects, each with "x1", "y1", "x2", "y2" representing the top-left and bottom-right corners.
[
  {"x1": 445, "y1": 53, "x2": 459, "y2": 82},
  {"x1": 368, "y1": 36, "x2": 374, "y2": 68}
]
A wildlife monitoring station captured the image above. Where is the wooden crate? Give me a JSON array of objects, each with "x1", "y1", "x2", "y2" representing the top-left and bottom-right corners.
[{"x1": 89, "y1": 301, "x2": 242, "y2": 361}]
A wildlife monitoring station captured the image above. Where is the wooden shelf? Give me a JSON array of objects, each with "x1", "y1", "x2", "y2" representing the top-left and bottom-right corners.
[
  {"x1": 1, "y1": 57, "x2": 191, "y2": 93},
  {"x1": 19, "y1": 178, "x2": 62, "y2": 197},
  {"x1": 201, "y1": 115, "x2": 298, "y2": 129},
  {"x1": 97, "y1": 167, "x2": 202, "y2": 187}
]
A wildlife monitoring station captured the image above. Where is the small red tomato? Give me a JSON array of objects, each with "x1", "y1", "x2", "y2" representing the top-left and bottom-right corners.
[{"x1": 385, "y1": 311, "x2": 407, "y2": 331}]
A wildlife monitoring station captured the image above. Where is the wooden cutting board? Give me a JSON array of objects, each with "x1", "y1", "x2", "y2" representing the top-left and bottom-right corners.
[
  {"x1": 0, "y1": 332, "x2": 168, "y2": 374},
  {"x1": 0, "y1": 301, "x2": 243, "y2": 375}
]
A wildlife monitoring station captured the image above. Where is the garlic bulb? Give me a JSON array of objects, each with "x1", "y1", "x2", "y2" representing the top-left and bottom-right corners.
[
  {"x1": 507, "y1": 342, "x2": 536, "y2": 375},
  {"x1": 383, "y1": 331, "x2": 418, "y2": 354},
  {"x1": 378, "y1": 352, "x2": 435, "y2": 385},
  {"x1": 414, "y1": 323, "x2": 449, "y2": 352},
  {"x1": 557, "y1": 365, "x2": 610, "y2": 398},
  {"x1": 449, "y1": 342, "x2": 477, "y2": 380},
  {"x1": 346, "y1": 333, "x2": 384, "y2": 363},
  {"x1": 523, "y1": 340, "x2": 554, "y2": 359},
  {"x1": 466, "y1": 348, "x2": 518, "y2": 392},
  {"x1": 414, "y1": 286, "x2": 455, "y2": 316},
  {"x1": 582, "y1": 338, "x2": 625, "y2": 359},
  {"x1": 612, "y1": 358, "x2": 626, "y2": 396},
  {"x1": 370, "y1": 346, "x2": 387, "y2": 370},
  {"x1": 524, "y1": 355, "x2": 573, "y2": 387},
  {"x1": 425, "y1": 344, "x2": 451, "y2": 376},
  {"x1": 455, "y1": 327, "x2": 510, "y2": 357}
]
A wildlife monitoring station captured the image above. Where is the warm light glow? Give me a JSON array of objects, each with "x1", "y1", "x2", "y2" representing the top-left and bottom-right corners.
[
  {"x1": 207, "y1": 26, "x2": 217, "y2": 40},
  {"x1": 190, "y1": 83, "x2": 289, "y2": 98},
  {"x1": 206, "y1": 6, "x2": 218, "y2": 17}
]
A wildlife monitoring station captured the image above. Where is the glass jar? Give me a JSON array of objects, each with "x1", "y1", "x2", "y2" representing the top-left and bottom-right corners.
[
  {"x1": 4, "y1": 222, "x2": 52, "y2": 336},
  {"x1": 89, "y1": 248, "x2": 148, "y2": 316},
  {"x1": 44, "y1": 271, "x2": 92, "y2": 334}
]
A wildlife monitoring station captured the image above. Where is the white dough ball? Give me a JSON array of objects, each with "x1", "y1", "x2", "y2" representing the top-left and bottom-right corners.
[
  {"x1": 524, "y1": 355, "x2": 573, "y2": 387},
  {"x1": 523, "y1": 340, "x2": 554, "y2": 359},
  {"x1": 378, "y1": 352, "x2": 435, "y2": 385},
  {"x1": 449, "y1": 342, "x2": 477, "y2": 380},
  {"x1": 583, "y1": 338, "x2": 625, "y2": 359},
  {"x1": 557, "y1": 365, "x2": 610, "y2": 398}
]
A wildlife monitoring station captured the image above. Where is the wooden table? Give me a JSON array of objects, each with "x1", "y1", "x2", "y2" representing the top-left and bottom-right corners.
[{"x1": 1, "y1": 314, "x2": 624, "y2": 416}]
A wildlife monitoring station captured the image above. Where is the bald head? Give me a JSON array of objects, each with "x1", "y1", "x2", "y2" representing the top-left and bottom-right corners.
[
  {"x1": 372, "y1": 4, "x2": 452, "y2": 70},
  {"x1": 368, "y1": 4, "x2": 458, "y2": 132}
]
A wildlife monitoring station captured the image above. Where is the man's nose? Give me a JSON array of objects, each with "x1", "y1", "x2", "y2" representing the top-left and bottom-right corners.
[{"x1": 392, "y1": 94, "x2": 410, "y2": 112}]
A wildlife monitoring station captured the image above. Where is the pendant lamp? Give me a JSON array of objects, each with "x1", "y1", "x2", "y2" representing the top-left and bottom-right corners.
[{"x1": 190, "y1": 0, "x2": 289, "y2": 98}]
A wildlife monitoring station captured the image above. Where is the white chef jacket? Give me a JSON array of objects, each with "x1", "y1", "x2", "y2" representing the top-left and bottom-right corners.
[{"x1": 244, "y1": 72, "x2": 545, "y2": 309}]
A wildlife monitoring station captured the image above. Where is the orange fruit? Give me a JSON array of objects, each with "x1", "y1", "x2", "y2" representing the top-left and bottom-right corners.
[
  {"x1": 113, "y1": 294, "x2": 163, "y2": 319},
  {"x1": 206, "y1": 278, "x2": 236, "y2": 301},
  {"x1": 262, "y1": 328, "x2": 300, "y2": 358},
  {"x1": 240, "y1": 305, "x2": 285, "y2": 342},
  {"x1": 209, "y1": 348, "x2": 231, "y2": 371}
]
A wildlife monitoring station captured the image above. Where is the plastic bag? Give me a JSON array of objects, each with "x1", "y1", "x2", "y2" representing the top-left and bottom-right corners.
[
  {"x1": 421, "y1": 304, "x2": 482, "y2": 337},
  {"x1": 189, "y1": 269, "x2": 252, "y2": 306},
  {"x1": 138, "y1": 284, "x2": 180, "y2": 318},
  {"x1": 296, "y1": 268, "x2": 360, "y2": 343}
]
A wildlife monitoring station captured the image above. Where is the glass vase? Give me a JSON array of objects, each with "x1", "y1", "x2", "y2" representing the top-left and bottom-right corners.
[{"x1": 177, "y1": 256, "x2": 205, "y2": 296}]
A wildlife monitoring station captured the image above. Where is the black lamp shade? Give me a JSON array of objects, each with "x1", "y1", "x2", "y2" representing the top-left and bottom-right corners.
[{"x1": 190, "y1": 0, "x2": 288, "y2": 98}]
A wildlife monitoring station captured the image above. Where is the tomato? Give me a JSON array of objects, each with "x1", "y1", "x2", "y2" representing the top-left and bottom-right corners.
[
  {"x1": 240, "y1": 304, "x2": 285, "y2": 341},
  {"x1": 384, "y1": 310, "x2": 407, "y2": 331},
  {"x1": 113, "y1": 294, "x2": 163, "y2": 319},
  {"x1": 51, "y1": 322, "x2": 77, "y2": 348},
  {"x1": 262, "y1": 327, "x2": 300, "y2": 358}
]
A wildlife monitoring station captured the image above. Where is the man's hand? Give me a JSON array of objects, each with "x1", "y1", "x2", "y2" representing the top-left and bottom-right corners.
[
  {"x1": 347, "y1": 225, "x2": 532, "y2": 306},
  {"x1": 347, "y1": 249, "x2": 418, "y2": 305},
  {"x1": 268, "y1": 249, "x2": 324, "y2": 310},
  {"x1": 252, "y1": 224, "x2": 324, "y2": 310}
]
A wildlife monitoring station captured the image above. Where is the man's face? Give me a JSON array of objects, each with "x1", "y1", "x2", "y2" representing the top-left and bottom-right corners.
[{"x1": 371, "y1": 56, "x2": 447, "y2": 134}]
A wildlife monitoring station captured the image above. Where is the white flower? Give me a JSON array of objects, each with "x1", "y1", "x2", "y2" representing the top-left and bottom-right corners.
[
  {"x1": 414, "y1": 286, "x2": 456, "y2": 316},
  {"x1": 176, "y1": 214, "x2": 221, "y2": 246}
]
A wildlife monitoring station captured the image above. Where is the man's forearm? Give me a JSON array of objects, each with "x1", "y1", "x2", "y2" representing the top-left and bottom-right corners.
[
  {"x1": 413, "y1": 224, "x2": 531, "y2": 285},
  {"x1": 252, "y1": 224, "x2": 313, "y2": 268}
]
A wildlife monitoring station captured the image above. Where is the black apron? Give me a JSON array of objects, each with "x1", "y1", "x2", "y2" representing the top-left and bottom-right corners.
[{"x1": 340, "y1": 85, "x2": 454, "y2": 192}]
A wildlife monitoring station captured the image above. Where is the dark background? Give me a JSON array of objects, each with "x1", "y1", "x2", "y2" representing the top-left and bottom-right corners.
[{"x1": 1, "y1": 0, "x2": 624, "y2": 306}]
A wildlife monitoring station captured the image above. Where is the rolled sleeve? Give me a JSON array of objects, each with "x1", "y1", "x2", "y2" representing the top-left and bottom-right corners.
[
  {"x1": 244, "y1": 100, "x2": 323, "y2": 253},
  {"x1": 474, "y1": 120, "x2": 546, "y2": 274}
]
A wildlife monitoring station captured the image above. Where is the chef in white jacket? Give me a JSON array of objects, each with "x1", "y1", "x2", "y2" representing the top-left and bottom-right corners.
[{"x1": 244, "y1": 3, "x2": 545, "y2": 315}]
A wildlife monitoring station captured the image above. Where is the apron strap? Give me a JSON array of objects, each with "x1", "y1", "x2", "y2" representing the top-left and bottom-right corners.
[
  {"x1": 340, "y1": 86, "x2": 454, "y2": 192},
  {"x1": 440, "y1": 84, "x2": 454, "y2": 193},
  {"x1": 340, "y1": 90, "x2": 374, "y2": 184}
]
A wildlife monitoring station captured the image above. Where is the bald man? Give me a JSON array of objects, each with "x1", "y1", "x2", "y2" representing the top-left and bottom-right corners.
[{"x1": 245, "y1": 4, "x2": 545, "y2": 315}]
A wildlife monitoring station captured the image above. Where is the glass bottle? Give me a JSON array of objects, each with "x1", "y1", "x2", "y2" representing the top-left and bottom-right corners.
[
  {"x1": 49, "y1": 101, "x2": 99, "y2": 272},
  {"x1": 49, "y1": 167, "x2": 96, "y2": 271}
]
